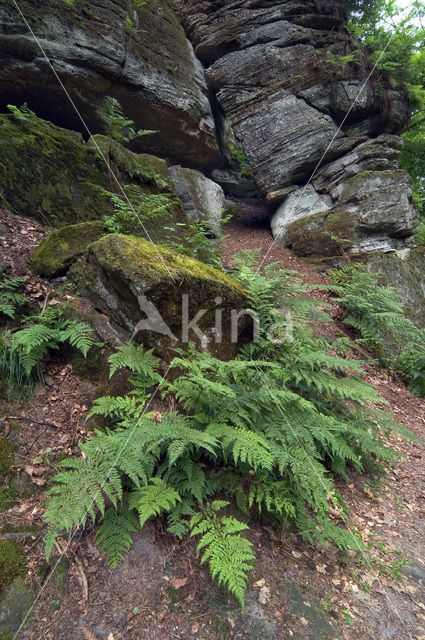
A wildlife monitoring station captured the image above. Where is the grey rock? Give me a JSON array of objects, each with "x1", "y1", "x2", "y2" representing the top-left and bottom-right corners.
[
  {"x1": 169, "y1": 166, "x2": 225, "y2": 235},
  {"x1": 271, "y1": 185, "x2": 334, "y2": 246},
  {"x1": 233, "y1": 94, "x2": 343, "y2": 201},
  {"x1": 210, "y1": 169, "x2": 260, "y2": 199},
  {"x1": 69, "y1": 234, "x2": 249, "y2": 360},
  {"x1": 0, "y1": 0, "x2": 220, "y2": 169},
  {"x1": 272, "y1": 135, "x2": 419, "y2": 256},
  {"x1": 0, "y1": 577, "x2": 34, "y2": 634}
]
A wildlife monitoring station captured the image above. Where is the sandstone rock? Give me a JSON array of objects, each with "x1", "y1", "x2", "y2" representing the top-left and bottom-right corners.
[
  {"x1": 69, "y1": 234, "x2": 249, "y2": 359},
  {"x1": 0, "y1": 0, "x2": 220, "y2": 169},
  {"x1": 272, "y1": 135, "x2": 419, "y2": 256},
  {"x1": 169, "y1": 166, "x2": 226, "y2": 235},
  {"x1": 184, "y1": 0, "x2": 411, "y2": 220},
  {"x1": 30, "y1": 221, "x2": 106, "y2": 277},
  {"x1": 271, "y1": 186, "x2": 333, "y2": 247},
  {"x1": 0, "y1": 113, "x2": 109, "y2": 226}
]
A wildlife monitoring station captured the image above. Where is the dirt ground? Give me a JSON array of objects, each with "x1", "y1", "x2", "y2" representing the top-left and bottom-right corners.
[{"x1": 0, "y1": 210, "x2": 424, "y2": 640}]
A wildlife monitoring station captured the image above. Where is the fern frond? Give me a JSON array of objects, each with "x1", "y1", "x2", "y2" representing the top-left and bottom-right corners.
[
  {"x1": 129, "y1": 478, "x2": 181, "y2": 527},
  {"x1": 96, "y1": 505, "x2": 139, "y2": 568},
  {"x1": 191, "y1": 501, "x2": 255, "y2": 608}
]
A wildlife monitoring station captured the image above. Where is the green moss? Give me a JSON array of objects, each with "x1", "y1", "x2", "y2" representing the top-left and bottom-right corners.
[
  {"x1": 0, "y1": 113, "x2": 110, "y2": 227},
  {"x1": 0, "y1": 541, "x2": 26, "y2": 591},
  {"x1": 89, "y1": 234, "x2": 246, "y2": 292},
  {"x1": 0, "y1": 437, "x2": 15, "y2": 477},
  {"x1": 30, "y1": 220, "x2": 106, "y2": 277}
]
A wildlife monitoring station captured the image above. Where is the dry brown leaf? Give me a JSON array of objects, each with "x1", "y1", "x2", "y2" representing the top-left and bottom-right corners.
[
  {"x1": 258, "y1": 585, "x2": 271, "y2": 604},
  {"x1": 300, "y1": 616, "x2": 308, "y2": 626},
  {"x1": 253, "y1": 578, "x2": 266, "y2": 588},
  {"x1": 170, "y1": 577, "x2": 188, "y2": 589},
  {"x1": 316, "y1": 564, "x2": 327, "y2": 574},
  {"x1": 191, "y1": 623, "x2": 199, "y2": 634},
  {"x1": 82, "y1": 629, "x2": 98, "y2": 640}
]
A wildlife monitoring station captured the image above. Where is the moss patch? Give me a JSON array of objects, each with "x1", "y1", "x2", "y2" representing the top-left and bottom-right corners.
[
  {"x1": 0, "y1": 113, "x2": 110, "y2": 227},
  {"x1": 30, "y1": 220, "x2": 106, "y2": 277},
  {"x1": 0, "y1": 541, "x2": 26, "y2": 591},
  {"x1": 0, "y1": 437, "x2": 15, "y2": 478}
]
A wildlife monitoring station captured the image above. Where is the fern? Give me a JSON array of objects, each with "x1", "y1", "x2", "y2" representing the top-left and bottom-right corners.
[
  {"x1": 129, "y1": 478, "x2": 181, "y2": 527},
  {"x1": 44, "y1": 257, "x2": 413, "y2": 608},
  {"x1": 190, "y1": 501, "x2": 255, "y2": 609},
  {"x1": 0, "y1": 275, "x2": 27, "y2": 320},
  {"x1": 101, "y1": 96, "x2": 156, "y2": 144},
  {"x1": 5, "y1": 306, "x2": 94, "y2": 389},
  {"x1": 96, "y1": 505, "x2": 139, "y2": 568},
  {"x1": 330, "y1": 263, "x2": 425, "y2": 396}
]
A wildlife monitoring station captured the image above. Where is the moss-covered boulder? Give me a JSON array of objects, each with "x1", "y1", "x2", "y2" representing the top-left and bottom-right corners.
[
  {"x1": 0, "y1": 113, "x2": 109, "y2": 227},
  {"x1": 70, "y1": 234, "x2": 249, "y2": 359},
  {"x1": 29, "y1": 220, "x2": 106, "y2": 277}
]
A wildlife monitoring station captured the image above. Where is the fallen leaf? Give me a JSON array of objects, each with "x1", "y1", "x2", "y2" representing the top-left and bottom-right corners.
[
  {"x1": 253, "y1": 578, "x2": 266, "y2": 588},
  {"x1": 191, "y1": 622, "x2": 199, "y2": 634},
  {"x1": 170, "y1": 577, "x2": 188, "y2": 589},
  {"x1": 316, "y1": 564, "x2": 327, "y2": 574},
  {"x1": 258, "y1": 585, "x2": 271, "y2": 605},
  {"x1": 300, "y1": 616, "x2": 308, "y2": 626}
]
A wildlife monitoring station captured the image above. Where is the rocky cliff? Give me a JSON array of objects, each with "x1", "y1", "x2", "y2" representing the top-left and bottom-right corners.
[{"x1": 0, "y1": 0, "x2": 424, "y2": 320}]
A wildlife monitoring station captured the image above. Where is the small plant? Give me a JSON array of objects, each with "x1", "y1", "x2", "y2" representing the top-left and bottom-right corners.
[
  {"x1": 101, "y1": 96, "x2": 156, "y2": 144},
  {"x1": 100, "y1": 185, "x2": 174, "y2": 235},
  {"x1": 0, "y1": 305, "x2": 94, "y2": 397},
  {"x1": 0, "y1": 275, "x2": 27, "y2": 320},
  {"x1": 228, "y1": 141, "x2": 253, "y2": 178},
  {"x1": 7, "y1": 103, "x2": 36, "y2": 121}
]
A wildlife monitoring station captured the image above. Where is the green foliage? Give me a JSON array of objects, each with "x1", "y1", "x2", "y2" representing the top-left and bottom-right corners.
[
  {"x1": 167, "y1": 219, "x2": 225, "y2": 267},
  {"x1": 330, "y1": 263, "x2": 425, "y2": 396},
  {"x1": 0, "y1": 275, "x2": 27, "y2": 320},
  {"x1": 0, "y1": 305, "x2": 94, "y2": 397},
  {"x1": 100, "y1": 185, "x2": 174, "y2": 235},
  {"x1": 101, "y1": 96, "x2": 156, "y2": 144},
  {"x1": 227, "y1": 141, "x2": 253, "y2": 178},
  {"x1": 350, "y1": 1, "x2": 425, "y2": 215},
  {"x1": 96, "y1": 505, "x2": 139, "y2": 568},
  {"x1": 7, "y1": 103, "x2": 36, "y2": 121},
  {"x1": 191, "y1": 501, "x2": 255, "y2": 609},
  {"x1": 44, "y1": 255, "x2": 411, "y2": 607}
]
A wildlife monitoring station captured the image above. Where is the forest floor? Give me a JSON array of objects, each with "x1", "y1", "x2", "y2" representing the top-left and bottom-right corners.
[{"x1": 0, "y1": 210, "x2": 424, "y2": 640}]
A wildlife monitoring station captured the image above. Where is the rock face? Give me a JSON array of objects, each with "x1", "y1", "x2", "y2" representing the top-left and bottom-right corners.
[
  {"x1": 0, "y1": 0, "x2": 220, "y2": 169},
  {"x1": 70, "y1": 234, "x2": 250, "y2": 359},
  {"x1": 0, "y1": 114, "x2": 195, "y2": 246},
  {"x1": 169, "y1": 166, "x2": 226, "y2": 235},
  {"x1": 272, "y1": 135, "x2": 419, "y2": 257},
  {"x1": 183, "y1": 1, "x2": 417, "y2": 256}
]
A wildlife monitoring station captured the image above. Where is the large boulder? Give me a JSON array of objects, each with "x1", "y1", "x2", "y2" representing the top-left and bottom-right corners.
[
  {"x1": 184, "y1": 1, "x2": 409, "y2": 205},
  {"x1": 29, "y1": 220, "x2": 106, "y2": 277},
  {"x1": 0, "y1": 0, "x2": 220, "y2": 169},
  {"x1": 0, "y1": 113, "x2": 108, "y2": 226},
  {"x1": 169, "y1": 166, "x2": 226, "y2": 235},
  {"x1": 0, "y1": 115, "x2": 195, "y2": 246},
  {"x1": 271, "y1": 135, "x2": 419, "y2": 256},
  {"x1": 69, "y1": 234, "x2": 250, "y2": 359}
]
